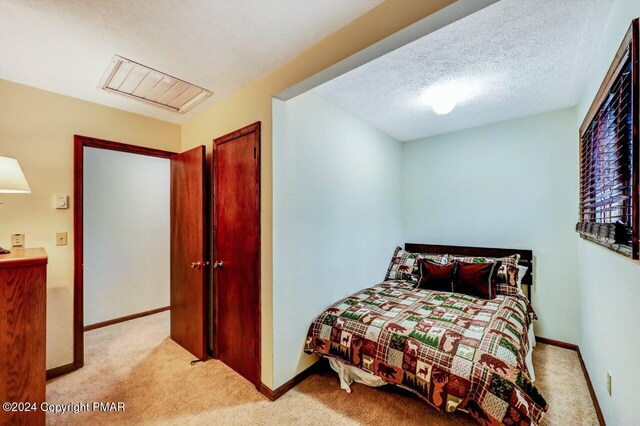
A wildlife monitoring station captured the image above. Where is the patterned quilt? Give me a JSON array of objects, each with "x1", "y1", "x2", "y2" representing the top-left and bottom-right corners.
[{"x1": 304, "y1": 280, "x2": 548, "y2": 425}]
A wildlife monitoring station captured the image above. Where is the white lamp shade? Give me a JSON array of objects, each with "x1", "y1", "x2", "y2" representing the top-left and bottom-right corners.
[{"x1": 0, "y1": 157, "x2": 31, "y2": 193}]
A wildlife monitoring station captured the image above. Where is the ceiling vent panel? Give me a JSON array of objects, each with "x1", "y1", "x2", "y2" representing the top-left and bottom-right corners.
[
  {"x1": 131, "y1": 71, "x2": 163, "y2": 97},
  {"x1": 145, "y1": 76, "x2": 175, "y2": 102},
  {"x1": 100, "y1": 56, "x2": 212, "y2": 113},
  {"x1": 157, "y1": 81, "x2": 189, "y2": 105}
]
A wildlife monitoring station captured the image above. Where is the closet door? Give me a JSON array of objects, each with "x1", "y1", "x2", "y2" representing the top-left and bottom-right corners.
[
  {"x1": 170, "y1": 145, "x2": 207, "y2": 359},
  {"x1": 213, "y1": 122, "x2": 261, "y2": 387}
]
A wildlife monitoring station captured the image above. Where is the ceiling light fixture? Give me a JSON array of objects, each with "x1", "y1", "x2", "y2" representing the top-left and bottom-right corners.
[
  {"x1": 431, "y1": 93, "x2": 456, "y2": 115},
  {"x1": 417, "y1": 79, "x2": 486, "y2": 115}
]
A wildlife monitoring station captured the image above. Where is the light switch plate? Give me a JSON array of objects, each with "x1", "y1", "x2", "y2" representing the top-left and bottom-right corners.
[
  {"x1": 55, "y1": 195, "x2": 68, "y2": 209},
  {"x1": 11, "y1": 233, "x2": 25, "y2": 248},
  {"x1": 56, "y1": 232, "x2": 68, "y2": 246}
]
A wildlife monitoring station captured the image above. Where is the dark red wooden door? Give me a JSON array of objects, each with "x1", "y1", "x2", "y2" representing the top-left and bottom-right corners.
[
  {"x1": 170, "y1": 145, "x2": 207, "y2": 360},
  {"x1": 213, "y1": 122, "x2": 261, "y2": 386}
]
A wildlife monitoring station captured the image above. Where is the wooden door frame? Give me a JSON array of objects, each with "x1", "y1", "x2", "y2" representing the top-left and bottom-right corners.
[
  {"x1": 211, "y1": 122, "x2": 261, "y2": 388},
  {"x1": 73, "y1": 135, "x2": 176, "y2": 370}
]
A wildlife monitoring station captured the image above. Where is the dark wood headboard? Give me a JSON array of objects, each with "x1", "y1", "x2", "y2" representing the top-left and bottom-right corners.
[{"x1": 405, "y1": 243, "x2": 533, "y2": 296}]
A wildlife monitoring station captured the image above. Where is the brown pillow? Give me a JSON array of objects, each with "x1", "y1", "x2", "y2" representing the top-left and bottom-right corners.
[
  {"x1": 450, "y1": 254, "x2": 521, "y2": 296},
  {"x1": 418, "y1": 259, "x2": 456, "y2": 292},
  {"x1": 454, "y1": 261, "x2": 502, "y2": 299}
]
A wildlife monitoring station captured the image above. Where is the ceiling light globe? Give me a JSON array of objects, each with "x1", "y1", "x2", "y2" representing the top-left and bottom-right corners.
[{"x1": 432, "y1": 98, "x2": 456, "y2": 115}]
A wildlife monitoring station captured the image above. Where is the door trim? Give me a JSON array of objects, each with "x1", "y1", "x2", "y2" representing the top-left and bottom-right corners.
[
  {"x1": 73, "y1": 135, "x2": 176, "y2": 370},
  {"x1": 212, "y1": 122, "x2": 261, "y2": 388}
]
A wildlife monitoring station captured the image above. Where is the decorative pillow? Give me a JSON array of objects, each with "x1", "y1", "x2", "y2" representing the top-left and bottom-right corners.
[
  {"x1": 385, "y1": 246, "x2": 448, "y2": 283},
  {"x1": 493, "y1": 264, "x2": 530, "y2": 296},
  {"x1": 417, "y1": 259, "x2": 456, "y2": 292},
  {"x1": 454, "y1": 261, "x2": 502, "y2": 299},
  {"x1": 450, "y1": 254, "x2": 521, "y2": 295},
  {"x1": 516, "y1": 265, "x2": 528, "y2": 286},
  {"x1": 499, "y1": 264, "x2": 529, "y2": 297}
]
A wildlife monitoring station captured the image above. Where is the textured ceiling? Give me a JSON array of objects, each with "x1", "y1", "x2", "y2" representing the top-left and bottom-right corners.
[
  {"x1": 0, "y1": 0, "x2": 381, "y2": 123},
  {"x1": 313, "y1": 0, "x2": 614, "y2": 141}
]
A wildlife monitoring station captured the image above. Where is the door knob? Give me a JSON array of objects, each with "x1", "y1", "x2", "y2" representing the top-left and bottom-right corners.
[
  {"x1": 190, "y1": 261, "x2": 211, "y2": 269},
  {"x1": 213, "y1": 261, "x2": 224, "y2": 269}
]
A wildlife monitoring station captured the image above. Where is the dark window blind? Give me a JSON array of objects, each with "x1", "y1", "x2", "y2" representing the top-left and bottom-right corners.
[{"x1": 577, "y1": 19, "x2": 638, "y2": 259}]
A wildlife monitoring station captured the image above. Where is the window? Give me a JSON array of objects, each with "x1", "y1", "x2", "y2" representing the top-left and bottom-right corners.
[{"x1": 577, "y1": 19, "x2": 639, "y2": 259}]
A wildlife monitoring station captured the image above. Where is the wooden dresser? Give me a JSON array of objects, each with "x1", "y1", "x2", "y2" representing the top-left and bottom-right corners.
[{"x1": 0, "y1": 248, "x2": 47, "y2": 426}]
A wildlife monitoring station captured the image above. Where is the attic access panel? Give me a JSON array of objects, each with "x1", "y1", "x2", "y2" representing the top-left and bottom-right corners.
[{"x1": 100, "y1": 56, "x2": 212, "y2": 114}]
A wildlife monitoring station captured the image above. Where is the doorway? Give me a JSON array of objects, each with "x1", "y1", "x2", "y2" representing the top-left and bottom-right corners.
[
  {"x1": 212, "y1": 122, "x2": 261, "y2": 387},
  {"x1": 73, "y1": 136, "x2": 207, "y2": 369},
  {"x1": 82, "y1": 145, "x2": 171, "y2": 331}
]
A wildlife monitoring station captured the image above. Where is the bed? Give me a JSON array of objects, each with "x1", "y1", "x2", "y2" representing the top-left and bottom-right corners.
[{"x1": 304, "y1": 243, "x2": 548, "y2": 426}]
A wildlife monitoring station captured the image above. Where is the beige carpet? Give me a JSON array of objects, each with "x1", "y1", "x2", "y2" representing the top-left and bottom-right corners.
[{"x1": 46, "y1": 312, "x2": 599, "y2": 425}]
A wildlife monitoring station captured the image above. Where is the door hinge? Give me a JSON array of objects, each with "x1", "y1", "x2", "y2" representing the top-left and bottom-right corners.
[{"x1": 253, "y1": 146, "x2": 256, "y2": 159}]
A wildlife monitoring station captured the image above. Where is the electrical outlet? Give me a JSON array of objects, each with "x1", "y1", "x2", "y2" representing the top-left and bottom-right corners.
[
  {"x1": 56, "y1": 232, "x2": 68, "y2": 246},
  {"x1": 607, "y1": 371, "x2": 612, "y2": 396},
  {"x1": 10, "y1": 233, "x2": 24, "y2": 248}
]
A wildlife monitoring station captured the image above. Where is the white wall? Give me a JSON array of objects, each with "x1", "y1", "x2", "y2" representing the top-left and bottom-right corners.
[
  {"x1": 574, "y1": 1, "x2": 640, "y2": 425},
  {"x1": 272, "y1": 92, "x2": 403, "y2": 388},
  {"x1": 401, "y1": 108, "x2": 579, "y2": 344},
  {"x1": 83, "y1": 147, "x2": 170, "y2": 325}
]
